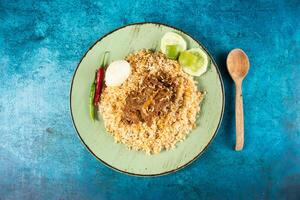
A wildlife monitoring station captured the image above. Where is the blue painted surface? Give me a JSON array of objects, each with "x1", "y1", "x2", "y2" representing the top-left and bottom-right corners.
[{"x1": 0, "y1": 0, "x2": 299, "y2": 199}]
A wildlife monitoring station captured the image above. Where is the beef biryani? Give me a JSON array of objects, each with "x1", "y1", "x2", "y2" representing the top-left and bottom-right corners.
[{"x1": 90, "y1": 32, "x2": 209, "y2": 154}]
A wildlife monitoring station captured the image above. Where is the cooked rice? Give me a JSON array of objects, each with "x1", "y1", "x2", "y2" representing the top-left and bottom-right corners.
[{"x1": 99, "y1": 49, "x2": 205, "y2": 154}]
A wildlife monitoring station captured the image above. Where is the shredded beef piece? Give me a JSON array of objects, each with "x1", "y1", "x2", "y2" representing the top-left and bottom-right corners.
[{"x1": 122, "y1": 73, "x2": 176, "y2": 126}]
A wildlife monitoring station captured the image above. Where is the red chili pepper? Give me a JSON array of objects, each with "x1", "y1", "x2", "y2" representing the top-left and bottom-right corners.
[
  {"x1": 93, "y1": 52, "x2": 109, "y2": 106},
  {"x1": 93, "y1": 69, "x2": 104, "y2": 106}
]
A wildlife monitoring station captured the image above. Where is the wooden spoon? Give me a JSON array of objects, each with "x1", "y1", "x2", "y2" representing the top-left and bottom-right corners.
[{"x1": 227, "y1": 49, "x2": 250, "y2": 151}]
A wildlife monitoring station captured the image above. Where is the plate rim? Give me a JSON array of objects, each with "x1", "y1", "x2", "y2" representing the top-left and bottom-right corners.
[{"x1": 70, "y1": 22, "x2": 225, "y2": 177}]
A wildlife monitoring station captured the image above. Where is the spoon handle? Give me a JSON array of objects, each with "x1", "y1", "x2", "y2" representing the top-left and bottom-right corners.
[{"x1": 235, "y1": 82, "x2": 244, "y2": 151}]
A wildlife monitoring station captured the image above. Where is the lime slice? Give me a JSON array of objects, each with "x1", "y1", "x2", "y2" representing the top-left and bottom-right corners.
[
  {"x1": 165, "y1": 44, "x2": 181, "y2": 59},
  {"x1": 178, "y1": 48, "x2": 209, "y2": 76},
  {"x1": 160, "y1": 32, "x2": 187, "y2": 57}
]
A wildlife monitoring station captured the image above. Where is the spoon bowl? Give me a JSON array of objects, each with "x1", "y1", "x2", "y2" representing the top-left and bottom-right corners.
[{"x1": 227, "y1": 49, "x2": 250, "y2": 82}]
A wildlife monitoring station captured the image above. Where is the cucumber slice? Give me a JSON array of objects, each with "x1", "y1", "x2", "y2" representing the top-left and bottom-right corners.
[
  {"x1": 160, "y1": 32, "x2": 187, "y2": 56},
  {"x1": 179, "y1": 48, "x2": 209, "y2": 76}
]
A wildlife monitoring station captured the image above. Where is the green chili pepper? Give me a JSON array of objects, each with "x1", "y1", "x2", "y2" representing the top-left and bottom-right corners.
[{"x1": 89, "y1": 83, "x2": 96, "y2": 121}]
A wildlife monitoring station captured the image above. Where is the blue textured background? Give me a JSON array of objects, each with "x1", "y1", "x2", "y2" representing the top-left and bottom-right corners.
[{"x1": 1, "y1": 0, "x2": 299, "y2": 199}]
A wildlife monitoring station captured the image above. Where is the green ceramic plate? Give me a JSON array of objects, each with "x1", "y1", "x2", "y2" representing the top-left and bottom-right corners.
[{"x1": 70, "y1": 22, "x2": 224, "y2": 176}]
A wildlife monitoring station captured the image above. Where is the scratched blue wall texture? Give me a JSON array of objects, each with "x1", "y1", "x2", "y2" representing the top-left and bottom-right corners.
[{"x1": 0, "y1": 0, "x2": 299, "y2": 199}]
